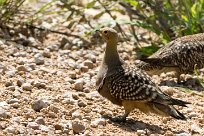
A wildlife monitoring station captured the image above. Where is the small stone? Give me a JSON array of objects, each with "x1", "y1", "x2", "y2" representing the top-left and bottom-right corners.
[
  {"x1": 90, "y1": 118, "x2": 106, "y2": 128},
  {"x1": 5, "y1": 126, "x2": 19, "y2": 134},
  {"x1": 72, "y1": 94, "x2": 79, "y2": 100},
  {"x1": 74, "y1": 79, "x2": 84, "y2": 91},
  {"x1": 72, "y1": 120, "x2": 85, "y2": 134},
  {"x1": 0, "y1": 101, "x2": 8, "y2": 107},
  {"x1": 17, "y1": 65, "x2": 27, "y2": 72},
  {"x1": 35, "y1": 117, "x2": 45, "y2": 125},
  {"x1": 189, "y1": 112, "x2": 197, "y2": 118},
  {"x1": 137, "y1": 130, "x2": 146, "y2": 136},
  {"x1": 78, "y1": 100, "x2": 86, "y2": 107},
  {"x1": 63, "y1": 43, "x2": 72, "y2": 50},
  {"x1": 17, "y1": 79, "x2": 24, "y2": 87},
  {"x1": 13, "y1": 52, "x2": 27, "y2": 57},
  {"x1": 165, "y1": 130, "x2": 174, "y2": 136},
  {"x1": 83, "y1": 60, "x2": 94, "y2": 69},
  {"x1": 7, "y1": 86, "x2": 15, "y2": 91},
  {"x1": 34, "y1": 53, "x2": 45, "y2": 65},
  {"x1": 54, "y1": 123, "x2": 63, "y2": 130},
  {"x1": 31, "y1": 99, "x2": 48, "y2": 112},
  {"x1": 22, "y1": 83, "x2": 32, "y2": 91},
  {"x1": 11, "y1": 103, "x2": 20, "y2": 108},
  {"x1": 0, "y1": 107, "x2": 8, "y2": 118},
  {"x1": 13, "y1": 90, "x2": 21, "y2": 98},
  {"x1": 191, "y1": 123, "x2": 204, "y2": 134},
  {"x1": 47, "y1": 44, "x2": 59, "y2": 51},
  {"x1": 39, "y1": 125, "x2": 50, "y2": 132},
  {"x1": 49, "y1": 104, "x2": 59, "y2": 113},
  {"x1": 8, "y1": 98, "x2": 20, "y2": 104},
  {"x1": 69, "y1": 71, "x2": 76, "y2": 79},
  {"x1": 33, "y1": 81, "x2": 46, "y2": 89},
  {"x1": 42, "y1": 49, "x2": 51, "y2": 58},
  {"x1": 27, "y1": 122, "x2": 39, "y2": 130},
  {"x1": 5, "y1": 81, "x2": 13, "y2": 87},
  {"x1": 176, "y1": 132, "x2": 191, "y2": 136},
  {"x1": 71, "y1": 111, "x2": 82, "y2": 120},
  {"x1": 80, "y1": 66, "x2": 89, "y2": 72}
]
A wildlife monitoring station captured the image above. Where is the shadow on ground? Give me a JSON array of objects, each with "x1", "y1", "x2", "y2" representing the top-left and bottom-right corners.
[
  {"x1": 160, "y1": 78, "x2": 204, "y2": 91},
  {"x1": 102, "y1": 114, "x2": 190, "y2": 135}
]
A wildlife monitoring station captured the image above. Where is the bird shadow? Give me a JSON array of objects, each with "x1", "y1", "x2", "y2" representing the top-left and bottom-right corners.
[
  {"x1": 102, "y1": 114, "x2": 190, "y2": 135},
  {"x1": 102, "y1": 114, "x2": 164, "y2": 134},
  {"x1": 159, "y1": 78, "x2": 204, "y2": 91}
]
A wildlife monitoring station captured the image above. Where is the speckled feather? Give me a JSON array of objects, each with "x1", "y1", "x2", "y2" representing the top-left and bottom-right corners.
[
  {"x1": 105, "y1": 64, "x2": 186, "y2": 106},
  {"x1": 138, "y1": 33, "x2": 204, "y2": 73}
]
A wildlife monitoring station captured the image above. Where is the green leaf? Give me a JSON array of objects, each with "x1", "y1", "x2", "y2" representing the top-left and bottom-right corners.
[
  {"x1": 124, "y1": 0, "x2": 138, "y2": 7},
  {"x1": 181, "y1": 15, "x2": 188, "y2": 22},
  {"x1": 191, "y1": 3, "x2": 197, "y2": 18},
  {"x1": 93, "y1": 11, "x2": 105, "y2": 19},
  {"x1": 86, "y1": 0, "x2": 96, "y2": 8}
]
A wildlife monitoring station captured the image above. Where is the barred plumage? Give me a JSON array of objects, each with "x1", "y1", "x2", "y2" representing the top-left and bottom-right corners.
[
  {"x1": 137, "y1": 33, "x2": 204, "y2": 83},
  {"x1": 96, "y1": 27, "x2": 190, "y2": 122}
]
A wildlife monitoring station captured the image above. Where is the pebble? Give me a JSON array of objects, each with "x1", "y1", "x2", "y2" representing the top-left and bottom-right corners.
[
  {"x1": 8, "y1": 98, "x2": 20, "y2": 104},
  {"x1": 5, "y1": 126, "x2": 19, "y2": 134},
  {"x1": 90, "y1": 118, "x2": 106, "y2": 128},
  {"x1": 22, "y1": 83, "x2": 33, "y2": 91},
  {"x1": 49, "y1": 104, "x2": 59, "y2": 113},
  {"x1": 13, "y1": 90, "x2": 21, "y2": 98},
  {"x1": 191, "y1": 123, "x2": 204, "y2": 134},
  {"x1": 72, "y1": 93, "x2": 79, "y2": 100},
  {"x1": 31, "y1": 99, "x2": 48, "y2": 112},
  {"x1": 74, "y1": 79, "x2": 84, "y2": 91},
  {"x1": 42, "y1": 48, "x2": 51, "y2": 58},
  {"x1": 176, "y1": 132, "x2": 191, "y2": 136},
  {"x1": 54, "y1": 123, "x2": 63, "y2": 130},
  {"x1": 83, "y1": 60, "x2": 94, "y2": 69},
  {"x1": 34, "y1": 53, "x2": 45, "y2": 65},
  {"x1": 72, "y1": 120, "x2": 85, "y2": 134},
  {"x1": 33, "y1": 81, "x2": 46, "y2": 89},
  {"x1": 137, "y1": 129, "x2": 146, "y2": 135},
  {"x1": 47, "y1": 44, "x2": 59, "y2": 51},
  {"x1": 0, "y1": 101, "x2": 8, "y2": 107},
  {"x1": 80, "y1": 65, "x2": 89, "y2": 72},
  {"x1": 35, "y1": 117, "x2": 45, "y2": 125},
  {"x1": 17, "y1": 65, "x2": 27, "y2": 72},
  {"x1": 0, "y1": 107, "x2": 8, "y2": 118},
  {"x1": 39, "y1": 125, "x2": 50, "y2": 132},
  {"x1": 69, "y1": 71, "x2": 76, "y2": 79},
  {"x1": 72, "y1": 111, "x2": 82, "y2": 120},
  {"x1": 63, "y1": 43, "x2": 72, "y2": 50},
  {"x1": 5, "y1": 80, "x2": 13, "y2": 87},
  {"x1": 7, "y1": 86, "x2": 15, "y2": 91},
  {"x1": 27, "y1": 122, "x2": 39, "y2": 130},
  {"x1": 78, "y1": 100, "x2": 87, "y2": 107}
]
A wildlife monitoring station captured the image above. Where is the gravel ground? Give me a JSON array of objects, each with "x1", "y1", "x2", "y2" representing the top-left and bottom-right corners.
[{"x1": 0, "y1": 31, "x2": 204, "y2": 136}]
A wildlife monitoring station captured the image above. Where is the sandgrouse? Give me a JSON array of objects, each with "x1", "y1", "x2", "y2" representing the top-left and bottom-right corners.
[
  {"x1": 136, "y1": 33, "x2": 204, "y2": 83},
  {"x1": 96, "y1": 27, "x2": 190, "y2": 122}
]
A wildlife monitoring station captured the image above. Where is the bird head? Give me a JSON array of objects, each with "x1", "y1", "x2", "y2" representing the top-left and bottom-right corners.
[{"x1": 98, "y1": 27, "x2": 118, "y2": 43}]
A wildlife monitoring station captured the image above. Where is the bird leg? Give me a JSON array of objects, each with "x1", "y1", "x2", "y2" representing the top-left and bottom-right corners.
[{"x1": 111, "y1": 111, "x2": 130, "y2": 122}]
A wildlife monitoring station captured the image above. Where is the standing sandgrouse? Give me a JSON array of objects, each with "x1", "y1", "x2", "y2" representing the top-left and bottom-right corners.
[
  {"x1": 136, "y1": 33, "x2": 204, "y2": 83},
  {"x1": 96, "y1": 27, "x2": 190, "y2": 122}
]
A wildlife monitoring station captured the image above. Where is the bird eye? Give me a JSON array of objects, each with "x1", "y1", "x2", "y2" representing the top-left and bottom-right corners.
[{"x1": 104, "y1": 31, "x2": 107, "y2": 34}]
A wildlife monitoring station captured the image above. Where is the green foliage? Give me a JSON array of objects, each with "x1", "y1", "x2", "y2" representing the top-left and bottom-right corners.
[
  {"x1": 123, "y1": 0, "x2": 204, "y2": 42},
  {"x1": 0, "y1": 0, "x2": 25, "y2": 24}
]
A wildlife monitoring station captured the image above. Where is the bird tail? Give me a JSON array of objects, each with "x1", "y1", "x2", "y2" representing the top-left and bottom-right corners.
[{"x1": 150, "y1": 103, "x2": 187, "y2": 120}]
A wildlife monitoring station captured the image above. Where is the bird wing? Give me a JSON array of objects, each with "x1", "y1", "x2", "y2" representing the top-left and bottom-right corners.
[{"x1": 107, "y1": 65, "x2": 188, "y2": 106}]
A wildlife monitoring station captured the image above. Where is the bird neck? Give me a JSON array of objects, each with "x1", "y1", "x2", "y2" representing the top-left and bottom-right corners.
[{"x1": 103, "y1": 42, "x2": 123, "y2": 67}]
